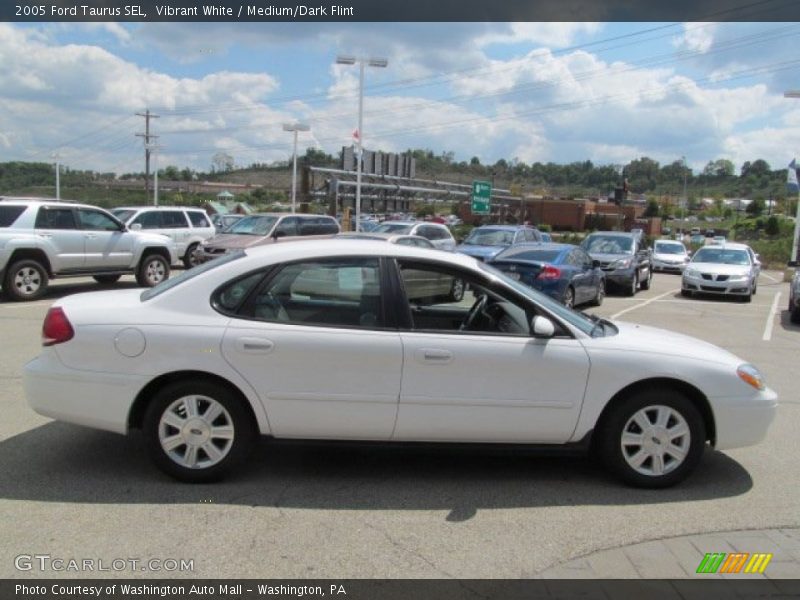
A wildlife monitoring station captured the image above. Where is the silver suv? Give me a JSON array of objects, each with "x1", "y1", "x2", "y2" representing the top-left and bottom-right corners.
[
  {"x1": 111, "y1": 206, "x2": 215, "y2": 268},
  {"x1": 0, "y1": 198, "x2": 178, "y2": 301}
]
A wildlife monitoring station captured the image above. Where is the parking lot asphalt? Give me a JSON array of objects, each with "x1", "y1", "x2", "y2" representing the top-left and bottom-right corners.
[{"x1": 0, "y1": 271, "x2": 798, "y2": 579}]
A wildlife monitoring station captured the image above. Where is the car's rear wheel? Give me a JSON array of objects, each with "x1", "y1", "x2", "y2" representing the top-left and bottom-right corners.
[
  {"x1": 136, "y1": 254, "x2": 170, "y2": 287},
  {"x1": 640, "y1": 267, "x2": 652, "y2": 290},
  {"x1": 183, "y1": 243, "x2": 201, "y2": 269},
  {"x1": 93, "y1": 274, "x2": 121, "y2": 285},
  {"x1": 791, "y1": 305, "x2": 800, "y2": 325},
  {"x1": 3, "y1": 259, "x2": 49, "y2": 301},
  {"x1": 563, "y1": 286, "x2": 575, "y2": 309},
  {"x1": 598, "y1": 390, "x2": 705, "y2": 488},
  {"x1": 143, "y1": 380, "x2": 256, "y2": 482},
  {"x1": 591, "y1": 279, "x2": 605, "y2": 306}
]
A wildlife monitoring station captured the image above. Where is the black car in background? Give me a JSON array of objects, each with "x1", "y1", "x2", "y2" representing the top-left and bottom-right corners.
[{"x1": 580, "y1": 231, "x2": 652, "y2": 296}]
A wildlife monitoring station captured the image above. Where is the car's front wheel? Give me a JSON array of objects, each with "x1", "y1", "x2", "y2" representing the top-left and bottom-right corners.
[
  {"x1": 598, "y1": 390, "x2": 705, "y2": 488},
  {"x1": 640, "y1": 267, "x2": 652, "y2": 290},
  {"x1": 143, "y1": 380, "x2": 256, "y2": 482},
  {"x1": 625, "y1": 272, "x2": 638, "y2": 297},
  {"x1": 136, "y1": 253, "x2": 170, "y2": 287}
]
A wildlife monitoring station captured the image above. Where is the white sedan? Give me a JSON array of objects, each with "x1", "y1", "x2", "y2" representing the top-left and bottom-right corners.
[{"x1": 24, "y1": 240, "x2": 777, "y2": 488}]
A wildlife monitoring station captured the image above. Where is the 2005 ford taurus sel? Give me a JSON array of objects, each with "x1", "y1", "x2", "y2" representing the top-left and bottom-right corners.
[{"x1": 24, "y1": 240, "x2": 777, "y2": 488}]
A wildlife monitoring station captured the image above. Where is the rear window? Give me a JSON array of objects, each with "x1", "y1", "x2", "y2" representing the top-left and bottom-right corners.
[
  {"x1": 187, "y1": 211, "x2": 210, "y2": 228},
  {"x1": 496, "y1": 248, "x2": 563, "y2": 262},
  {"x1": 0, "y1": 205, "x2": 26, "y2": 227}
]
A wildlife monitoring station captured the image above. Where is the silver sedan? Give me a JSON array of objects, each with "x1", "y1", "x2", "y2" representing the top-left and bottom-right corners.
[{"x1": 681, "y1": 243, "x2": 759, "y2": 302}]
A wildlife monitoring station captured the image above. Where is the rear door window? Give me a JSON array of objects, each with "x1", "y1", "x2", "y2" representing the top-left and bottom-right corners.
[
  {"x1": 161, "y1": 211, "x2": 189, "y2": 228},
  {"x1": 132, "y1": 211, "x2": 162, "y2": 229},
  {"x1": 35, "y1": 207, "x2": 77, "y2": 230}
]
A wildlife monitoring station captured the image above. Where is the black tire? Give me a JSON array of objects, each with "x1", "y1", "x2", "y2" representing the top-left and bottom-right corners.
[
  {"x1": 591, "y1": 279, "x2": 605, "y2": 307},
  {"x1": 563, "y1": 286, "x2": 575, "y2": 309},
  {"x1": 752, "y1": 280, "x2": 757, "y2": 295},
  {"x1": 681, "y1": 289, "x2": 692, "y2": 298},
  {"x1": 143, "y1": 379, "x2": 257, "y2": 483},
  {"x1": 136, "y1": 253, "x2": 170, "y2": 287},
  {"x1": 93, "y1": 274, "x2": 121, "y2": 285},
  {"x1": 625, "y1": 272, "x2": 638, "y2": 297},
  {"x1": 791, "y1": 306, "x2": 800, "y2": 325},
  {"x1": 598, "y1": 389, "x2": 705, "y2": 488},
  {"x1": 450, "y1": 278, "x2": 465, "y2": 302},
  {"x1": 3, "y1": 259, "x2": 49, "y2": 301},
  {"x1": 183, "y1": 243, "x2": 201, "y2": 270},
  {"x1": 741, "y1": 287, "x2": 753, "y2": 303},
  {"x1": 640, "y1": 267, "x2": 652, "y2": 290}
]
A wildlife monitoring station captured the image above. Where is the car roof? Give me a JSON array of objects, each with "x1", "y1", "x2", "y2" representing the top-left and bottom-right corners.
[
  {"x1": 585, "y1": 231, "x2": 635, "y2": 238},
  {"x1": 114, "y1": 206, "x2": 206, "y2": 211},
  {"x1": 696, "y1": 242, "x2": 750, "y2": 251},
  {"x1": 0, "y1": 197, "x2": 97, "y2": 209},
  {"x1": 241, "y1": 238, "x2": 473, "y2": 266},
  {"x1": 473, "y1": 224, "x2": 537, "y2": 231}
]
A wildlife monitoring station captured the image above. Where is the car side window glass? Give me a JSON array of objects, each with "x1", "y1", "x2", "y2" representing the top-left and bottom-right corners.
[
  {"x1": 77, "y1": 209, "x2": 120, "y2": 231},
  {"x1": 275, "y1": 217, "x2": 299, "y2": 237},
  {"x1": 161, "y1": 211, "x2": 189, "y2": 228},
  {"x1": 35, "y1": 208, "x2": 77, "y2": 230},
  {"x1": 246, "y1": 258, "x2": 382, "y2": 328},
  {"x1": 215, "y1": 272, "x2": 265, "y2": 312},
  {"x1": 187, "y1": 211, "x2": 211, "y2": 228},
  {"x1": 133, "y1": 211, "x2": 162, "y2": 229},
  {"x1": 397, "y1": 261, "x2": 530, "y2": 336}
]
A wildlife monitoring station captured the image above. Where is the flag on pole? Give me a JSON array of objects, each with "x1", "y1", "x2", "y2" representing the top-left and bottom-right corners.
[
  {"x1": 352, "y1": 128, "x2": 360, "y2": 143},
  {"x1": 788, "y1": 159, "x2": 799, "y2": 193}
]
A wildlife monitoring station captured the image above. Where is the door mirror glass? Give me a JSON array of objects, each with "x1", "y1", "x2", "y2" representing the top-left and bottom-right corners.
[{"x1": 531, "y1": 315, "x2": 555, "y2": 338}]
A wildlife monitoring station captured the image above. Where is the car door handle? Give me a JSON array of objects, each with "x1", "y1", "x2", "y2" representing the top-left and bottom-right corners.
[
  {"x1": 85, "y1": 233, "x2": 97, "y2": 239},
  {"x1": 235, "y1": 337, "x2": 274, "y2": 354},
  {"x1": 417, "y1": 348, "x2": 453, "y2": 364},
  {"x1": 38, "y1": 233, "x2": 52, "y2": 239}
]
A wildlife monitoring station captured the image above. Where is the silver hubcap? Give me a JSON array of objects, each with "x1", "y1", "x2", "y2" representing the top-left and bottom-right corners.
[
  {"x1": 13, "y1": 267, "x2": 42, "y2": 295},
  {"x1": 597, "y1": 282, "x2": 605, "y2": 302},
  {"x1": 565, "y1": 289, "x2": 573, "y2": 308},
  {"x1": 145, "y1": 259, "x2": 166, "y2": 285},
  {"x1": 158, "y1": 395, "x2": 234, "y2": 469},
  {"x1": 621, "y1": 405, "x2": 690, "y2": 477},
  {"x1": 188, "y1": 246, "x2": 201, "y2": 267}
]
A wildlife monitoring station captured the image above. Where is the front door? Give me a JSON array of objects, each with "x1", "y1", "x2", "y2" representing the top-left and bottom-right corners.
[
  {"x1": 77, "y1": 208, "x2": 134, "y2": 269},
  {"x1": 392, "y1": 260, "x2": 591, "y2": 443}
]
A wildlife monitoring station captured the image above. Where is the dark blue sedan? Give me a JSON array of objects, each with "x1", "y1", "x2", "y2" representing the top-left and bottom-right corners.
[{"x1": 488, "y1": 243, "x2": 605, "y2": 308}]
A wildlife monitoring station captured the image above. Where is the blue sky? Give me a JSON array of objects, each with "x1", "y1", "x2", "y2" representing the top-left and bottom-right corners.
[{"x1": 1, "y1": 21, "x2": 799, "y2": 176}]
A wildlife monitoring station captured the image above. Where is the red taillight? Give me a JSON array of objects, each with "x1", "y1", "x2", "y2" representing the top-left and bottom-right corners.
[
  {"x1": 537, "y1": 265, "x2": 562, "y2": 280},
  {"x1": 42, "y1": 307, "x2": 74, "y2": 346}
]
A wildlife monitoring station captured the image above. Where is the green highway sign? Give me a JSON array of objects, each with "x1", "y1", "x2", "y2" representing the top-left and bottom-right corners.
[{"x1": 471, "y1": 180, "x2": 492, "y2": 215}]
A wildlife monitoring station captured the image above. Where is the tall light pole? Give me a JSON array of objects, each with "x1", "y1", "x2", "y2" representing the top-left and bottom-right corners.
[
  {"x1": 283, "y1": 122, "x2": 310, "y2": 214},
  {"x1": 51, "y1": 153, "x2": 60, "y2": 201},
  {"x1": 785, "y1": 91, "x2": 800, "y2": 264},
  {"x1": 336, "y1": 55, "x2": 388, "y2": 231},
  {"x1": 681, "y1": 156, "x2": 688, "y2": 227}
]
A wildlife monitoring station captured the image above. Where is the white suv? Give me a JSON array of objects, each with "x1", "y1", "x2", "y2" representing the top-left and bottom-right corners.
[
  {"x1": 371, "y1": 221, "x2": 456, "y2": 251},
  {"x1": 111, "y1": 206, "x2": 215, "y2": 268}
]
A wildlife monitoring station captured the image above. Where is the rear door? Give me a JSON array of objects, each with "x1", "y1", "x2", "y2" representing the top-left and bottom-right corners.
[{"x1": 33, "y1": 206, "x2": 85, "y2": 271}]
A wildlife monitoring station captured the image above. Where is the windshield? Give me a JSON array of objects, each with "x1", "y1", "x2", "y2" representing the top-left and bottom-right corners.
[
  {"x1": 140, "y1": 251, "x2": 246, "y2": 301},
  {"x1": 111, "y1": 209, "x2": 136, "y2": 223},
  {"x1": 225, "y1": 215, "x2": 278, "y2": 236},
  {"x1": 463, "y1": 228, "x2": 515, "y2": 246},
  {"x1": 495, "y1": 247, "x2": 562, "y2": 262},
  {"x1": 479, "y1": 262, "x2": 599, "y2": 336},
  {"x1": 374, "y1": 223, "x2": 413, "y2": 234},
  {"x1": 582, "y1": 235, "x2": 633, "y2": 254},
  {"x1": 654, "y1": 242, "x2": 686, "y2": 255},
  {"x1": 691, "y1": 247, "x2": 750, "y2": 265}
]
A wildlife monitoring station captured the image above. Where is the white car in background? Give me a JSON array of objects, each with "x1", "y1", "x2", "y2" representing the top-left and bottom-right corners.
[
  {"x1": 651, "y1": 240, "x2": 690, "y2": 273},
  {"x1": 682, "y1": 243, "x2": 760, "y2": 302},
  {"x1": 112, "y1": 206, "x2": 215, "y2": 268},
  {"x1": 24, "y1": 241, "x2": 776, "y2": 488},
  {"x1": 372, "y1": 221, "x2": 456, "y2": 251}
]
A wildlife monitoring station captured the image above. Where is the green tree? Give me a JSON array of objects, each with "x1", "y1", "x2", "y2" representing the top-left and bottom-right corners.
[
  {"x1": 643, "y1": 199, "x2": 660, "y2": 217},
  {"x1": 746, "y1": 198, "x2": 765, "y2": 216}
]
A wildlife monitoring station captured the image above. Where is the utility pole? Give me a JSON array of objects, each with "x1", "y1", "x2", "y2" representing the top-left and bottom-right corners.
[
  {"x1": 51, "y1": 153, "x2": 60, "y2": 201},
  {"x1": 135, "y1": 109, "x2": 159, "y2": 201}
]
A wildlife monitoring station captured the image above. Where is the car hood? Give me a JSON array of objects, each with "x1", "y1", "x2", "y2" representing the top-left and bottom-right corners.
[
  {"x1": 203, "y1": 233, "x2": 269, "y2": 249},
  {"x1": 456, "y1": 244, "x2": 507, "y2": 259},
  {"x1": 686, "y1": 262, "x2": 752, "y2": 275},
  {"x1": 597, "y1": 321, "x2": 741, "y2": 367}
]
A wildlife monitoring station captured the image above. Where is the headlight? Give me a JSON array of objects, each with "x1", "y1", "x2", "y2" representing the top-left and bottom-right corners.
[
  {"x1": 684, "y1": 268, "x2": 700, "y2": 278},
  {"x1": 610, "y1": 258, "x2": 633, "y2": 269},
  {"x1": 728, "y1": 274, "x2": 748, "y2": 281},
  {"x1": 737, "y1": 364, "x2": 765, "y2": 391}
]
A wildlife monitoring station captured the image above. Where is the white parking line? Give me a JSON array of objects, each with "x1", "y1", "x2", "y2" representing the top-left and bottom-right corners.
[
  {"x1": 611, "y1": 289, "x2": 679, "y2": 320},
  {"x1": 762, "y1": 292, "x2": 782, "y2": 341},
  {"x1": 760, "y1": 272, "x2": 779, "y2": 283},
  {"x1": 0, "y1": 301, "x2": 53, "y2": 310}
]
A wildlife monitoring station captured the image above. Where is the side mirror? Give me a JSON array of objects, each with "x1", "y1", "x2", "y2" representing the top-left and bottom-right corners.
[
  {"x1": 130, "y1": 223, "x2": 142, "y2": 231},
  {"x1": 531, "y1": 315, "x2": 555, "y2": 338}
]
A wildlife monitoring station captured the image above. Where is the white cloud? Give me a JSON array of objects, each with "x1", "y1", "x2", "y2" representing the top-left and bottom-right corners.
[
  {"x1": 478, "y1": 22, "x2": 602, "y2": 48},
  {"x1": 673, "y1": 23, "x2": 717, "y2": 54}
]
